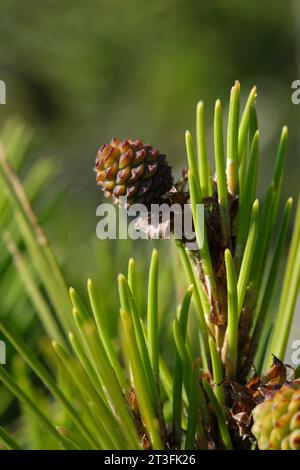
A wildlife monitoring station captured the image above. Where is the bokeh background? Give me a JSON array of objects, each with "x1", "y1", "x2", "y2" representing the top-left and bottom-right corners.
[{"x1": 0, "y1": 0, "x2": 299, "y2": 364}]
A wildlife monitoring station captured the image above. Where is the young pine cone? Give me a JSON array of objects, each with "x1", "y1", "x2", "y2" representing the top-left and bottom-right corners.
[
  {"x1": 94, "y1": 139, "x2": 173, "y2": 208},
  {"x1": 252, "y1": 381, "x2": 300, "y2": 450}
]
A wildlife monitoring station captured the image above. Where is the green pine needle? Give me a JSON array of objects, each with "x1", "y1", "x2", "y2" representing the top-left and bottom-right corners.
[
  {"x1": 87, "y1": 277, "x2": 127, "y2": 391},
  {"x1": 202, "y1": 379, "x2": 233, "y2": 450},
  {"x1": 0, "y1": 365, "x2": 67, "y2": 449},
  {"x1": 208, "y1": 336, "x2": 225, "y2": 406},
  {"x1": 185, "y1": 357, "x2": 201, "y2": 450},
  {"x1": 238, "y1": 85, "x2": 257, "y2": 160},
  {"x1": 172, "y1": 285, "x2": 193, "y2": 446},
  {"x1": 0, "y1": 426, "x2": 22, "y2": 450},
  {"x1": 253, "y1": 197, "x2": 293, "y2": 370}
]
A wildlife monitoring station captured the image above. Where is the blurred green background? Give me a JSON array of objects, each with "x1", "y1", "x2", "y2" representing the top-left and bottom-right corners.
[{"x1": 0, "y1": 0, "x2": 299, "y2": 352}]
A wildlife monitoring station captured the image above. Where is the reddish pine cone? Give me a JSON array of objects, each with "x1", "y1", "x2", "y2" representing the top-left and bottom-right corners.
[
  {"x1": 252, "y1": 381, "x2": 300, "y2": 450},
  {"x1": 94, "y1": 139, "x2": 173, "y2": 208}
]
